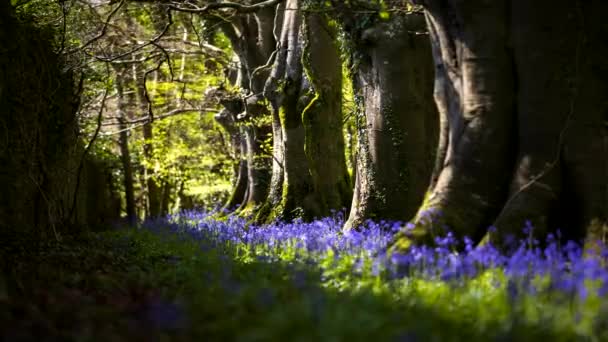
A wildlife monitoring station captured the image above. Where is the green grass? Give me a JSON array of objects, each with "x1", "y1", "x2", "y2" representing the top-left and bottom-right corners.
[{"x1": 1, "y1": 226, "x2": 605, "y2": 341}]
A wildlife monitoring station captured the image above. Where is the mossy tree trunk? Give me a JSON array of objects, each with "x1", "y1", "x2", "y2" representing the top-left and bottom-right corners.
[
  {"x1": 261, "y1": 0, "x2": 352, "y2": 222},
  {"x1": 301, "y1": 11, "x2": 352, "y2": 217},
  {"x1": 392, "y1": 0, "x2": 608, "y2": 251},
  {"x1": 216, "y1": 4, "x2": 277, "y2": 216},
  {"x1": 255, "y1": 88, "x2": 285, "y2": 221},
  {"x1": 330, "y1": 8, "x2": 437, "y2": 230}
]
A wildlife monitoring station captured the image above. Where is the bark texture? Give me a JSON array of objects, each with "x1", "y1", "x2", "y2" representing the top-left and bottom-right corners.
[
  {"x1": 393, "y1": 0, "x2": 608, "y2": 251},
  {"x1": 340, "y1": 12, "x2": 438, "y2": 230},
  {"x1": 302, "y1": 12, "x2": 352, "y2": 216},
  {"x1": 215, "y1": 104, "x2": 249, "y2": 212},
  {"x1": 261, "y1": 0, "x2": 352, "y2": 222},
  {"x1": 217, "y1": 4, "x2": 277, "y2": 215}
]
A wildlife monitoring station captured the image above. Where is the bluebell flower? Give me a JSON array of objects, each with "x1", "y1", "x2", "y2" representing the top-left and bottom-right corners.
[{"x1": 141, "y1": 210, "x2": 608, "y2": 301}]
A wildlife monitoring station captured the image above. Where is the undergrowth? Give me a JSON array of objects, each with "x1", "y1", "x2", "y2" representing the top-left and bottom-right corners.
[{"x1": 2, "y1": 211, "x2": 607, "y2": 341}]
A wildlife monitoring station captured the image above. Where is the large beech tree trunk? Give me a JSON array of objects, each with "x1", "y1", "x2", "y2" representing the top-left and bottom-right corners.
[
  {"x1": 260, "y1": 0, "x2": 352, "y2": 222},
  {"x1": 256, "y1": 89, "x2": 285, "y2": 221},
  {"x1": 337, "y1": 12, "x2": 438, "y2": 230},
  {"x1": 302, "y1": 12, "x2": 352, "y2": 216},
  {"x1": 394, "y1": 0, "x2": 608, "y2": 251}
]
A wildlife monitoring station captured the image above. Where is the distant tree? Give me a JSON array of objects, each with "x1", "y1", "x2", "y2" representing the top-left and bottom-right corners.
[{"x1": 113, "y1": 65, "x2": 137, "y2": 225}]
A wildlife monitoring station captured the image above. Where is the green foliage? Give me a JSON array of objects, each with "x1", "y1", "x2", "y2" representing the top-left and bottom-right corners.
[
  {"x1": 342, "y1": 63, "x2": 357, "y2": 177},
  {"x1": 52, "y1": 1, "x2": 237, "y2": 216}
]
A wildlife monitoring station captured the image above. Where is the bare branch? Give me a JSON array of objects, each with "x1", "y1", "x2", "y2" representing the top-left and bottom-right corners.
[
  {"x1": 166, "y1": 0, "x2": 285, "y2": 14},
  {"x1": 67, "y1": 0, "x2": 125, "y2": 54},
  {"x1": 248, "y1": 0, "x2": 283, "y2": 95},
  {"x1": 69, "y1": 62, "x2": 111, "y2": 220},
  {"x1": 101, "y1": 108, "x2": 219, "y2": 134},
  {"x1": 94, "y1": 8, "x2": 174, "y2": 63}
]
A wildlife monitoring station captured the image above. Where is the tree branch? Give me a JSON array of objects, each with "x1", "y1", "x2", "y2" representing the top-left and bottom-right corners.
[
  {"x1": 166, "y1": 0, "x2": 285, "y2": 14},
  {"x1": 101, "y1": 108, "x2": 219, "y2": 134},
  {"x1": 93, "y1": 8, "x2": 173, "y2": 63},
  {"x1": 69, "y1": 63, "x2": 111, "y2": 221},
  {"x1": 67, "y1": 0, "x2": 125, "y2": 54}
]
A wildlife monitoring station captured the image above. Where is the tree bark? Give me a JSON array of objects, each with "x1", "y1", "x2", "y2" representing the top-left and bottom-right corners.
[
  {"x1": 302, "y1": 11, "x2": 352, "y2": 217},
  {"x1": 339, "y1": 12, "x2": 438, "y2": 230},
  {"x1": 160, "y1": 180, "x2": 172, "y2": 215},
  {"x1": 137, "y1": 69, "x2": 162, "y2": 218},
  {"x1": 215, "y1": 106, "x2": 249, "y2": 212},
  {"x1": 242, "y1": 119, "x2": 272, "y2": 211},
  {"x1": 393, "y1": 0, "x2": 608, "y2": 251},
  {"x1": 264, "y1": 0, "x2": 315, "y2": 221},
  {"x1": 114, "y1": 68, "x2": 137, "y2": 225},
  {"x1": 216, "y1": 4, "x2": 277, "y2": 215},
  {"x1": 260, "y1": 0, "x2": 352, "y2": 222}
]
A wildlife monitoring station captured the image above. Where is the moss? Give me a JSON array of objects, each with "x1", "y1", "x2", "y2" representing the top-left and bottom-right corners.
[
  {"x1": 252, "y1": 201, "x2": 272, "y2": 225},
  {"x1": 260, "y1": 182, "x2": 289, "y2": 223},
  {"x1": 278, "y1": 105, "x2": 287, "y2": 123},
  {"x1": 208, "y1": 212, "x2": 230, "y2": 222},
  {"x1": 237, "y1": 203, "x2": 257, "y2": 220}
]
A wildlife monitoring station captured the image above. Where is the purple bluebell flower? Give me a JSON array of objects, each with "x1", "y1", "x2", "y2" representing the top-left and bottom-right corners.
[{"x1": 141, "y1": 210, "x2": 608, "y2": 302}]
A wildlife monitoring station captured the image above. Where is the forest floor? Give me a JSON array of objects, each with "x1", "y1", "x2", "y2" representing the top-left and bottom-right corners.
[{"x1": 2, "y1": 211, "x2": 607, "y2": 341}]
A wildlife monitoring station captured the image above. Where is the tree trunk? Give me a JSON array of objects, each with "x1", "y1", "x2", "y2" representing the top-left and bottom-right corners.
[
  {"x1": 242, "y1": 120, "x2": 272, "y2": 211},
  {"x1": 135, "y1": 67, "x2": 161, "y2": 218},
  {"x1": 254, "y1": 1, "x2": 288, "y2": 223},
  {"x1": 215, "y1": 107, "x2": 249, "y2": 212},
  {"x1": 260, "y1": 0, "x2": 352, "y2": 222},
  {"x1": 393, "y1": 0, "x2": 608, "y2": 251},
  {"x1": 253, "y1": 91, "x2": 284, "y2": 222},
  {"x1": 302, "y1": 11, "x2": 352, "y2": 217},
  {"x1": 340, "y1": 12, "x2": 438, "y2": 230},
  {"x1": 160, "y1": 180, "x2": 172, "y2": 215},
  {"x1": 217, "y1": 5, "x2": 277, "y2": 216},
  {"x1": 264, "y1": 0, "x2": 315, "y2": 221},
  {"x1": 114, "y1": 68, "x2": 137, "y2": 225}
]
